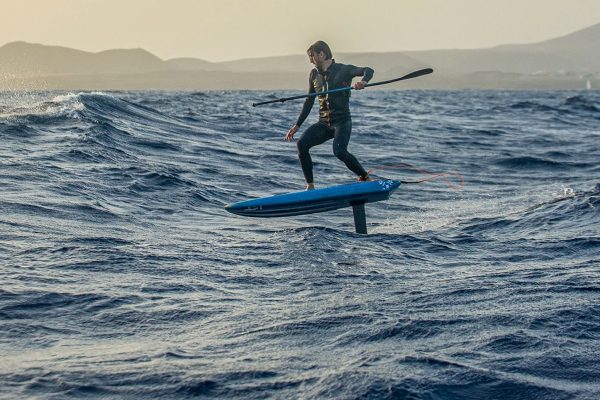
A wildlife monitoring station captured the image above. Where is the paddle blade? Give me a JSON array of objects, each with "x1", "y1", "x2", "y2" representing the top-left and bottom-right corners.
[
  {"x1": 364, "y1": 68, "x2": 434, "y2": 88},
  {"x1": 402, "y1": 68, "x2": 434, "y2": 80}
]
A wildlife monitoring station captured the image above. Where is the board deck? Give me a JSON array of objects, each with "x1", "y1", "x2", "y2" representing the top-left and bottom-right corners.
[{"x1": 225, "y1": 179, "x2": 401, "y2": 218}]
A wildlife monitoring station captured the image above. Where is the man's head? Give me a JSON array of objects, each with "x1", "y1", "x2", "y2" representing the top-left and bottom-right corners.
[{"x1": 307, "y1": 40, "x2": 332, "y2": 67}]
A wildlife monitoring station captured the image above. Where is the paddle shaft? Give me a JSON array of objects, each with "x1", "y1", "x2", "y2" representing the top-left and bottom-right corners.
[{"x1": 252, "y1": 68, "x2": 433, "y2": 107}]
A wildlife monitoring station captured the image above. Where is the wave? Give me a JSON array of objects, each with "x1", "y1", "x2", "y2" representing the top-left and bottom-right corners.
[
  {"x1": 501, "y1": 95, "x2": 600, "y2": 122},
  {"x1": 459, "y1": 183, "x2": 600, "y2": 237},
  {"x1": 508, "y1": 100, "x2": 559, "y2": 112},
  {"x1": 564, "y1": 95, "x2": 600, "y2": 113},
  {"x1": 493, "y1": 156, "x2": 591, "y2": 170},
  {"x1": 0, "y1": 92, "x2": 205, "y2": 135},
  {"x1": 0, "y1": 92, "x2": 85, "y2": 122}
]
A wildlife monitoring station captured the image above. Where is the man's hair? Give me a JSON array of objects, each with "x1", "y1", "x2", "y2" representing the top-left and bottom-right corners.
[{"x1": 307, "y1": 41, "x2": 332, "y2": 60}]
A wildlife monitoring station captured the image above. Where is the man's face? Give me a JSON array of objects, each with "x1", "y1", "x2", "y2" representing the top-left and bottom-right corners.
[{"x1": 308, "y1": 50, "x2": 325, "y2": 67}]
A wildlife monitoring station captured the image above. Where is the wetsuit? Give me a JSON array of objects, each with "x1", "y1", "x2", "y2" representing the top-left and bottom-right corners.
[{"x1": 295, "y1": 60, "x2": 374, "y2": 184}]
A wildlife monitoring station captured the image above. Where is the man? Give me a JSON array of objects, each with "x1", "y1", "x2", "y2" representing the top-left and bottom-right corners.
[{"x1": 285, "y1": 40, "x2": 374, "y2": 190}]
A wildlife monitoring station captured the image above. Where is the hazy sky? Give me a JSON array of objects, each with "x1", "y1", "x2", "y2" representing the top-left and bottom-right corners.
[{"x1": 1, "y1": 0, "x2": 599, "y2": 61}]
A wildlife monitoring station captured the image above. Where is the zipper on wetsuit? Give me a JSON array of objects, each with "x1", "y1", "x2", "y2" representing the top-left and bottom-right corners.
[{"x1": 324, "y1": 73, "x2": 331, "y2": 125}]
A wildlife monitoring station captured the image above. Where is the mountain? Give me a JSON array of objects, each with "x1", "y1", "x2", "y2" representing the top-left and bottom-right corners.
[
  {"x1": 404, "y1": 22, "x2": 600, "y2": 74},
  {"x1": 218, "y1": 23, "x2": 600, "y2": 76},
  {"x1": 1, "y1": 23, "x2": 599, "y2": 90},
  {"x1": 165, "y1": 57, "x2": 225, "y2": 71},
  {"x1": 0, "y1": 42, "x2": 168, "y2": 75},
  {"x1": 0, "y1": 41, "x2": 219, "y2": 76}
]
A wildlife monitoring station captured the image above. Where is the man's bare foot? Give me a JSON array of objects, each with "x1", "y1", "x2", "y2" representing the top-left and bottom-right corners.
[
  {"x1": 357, "y1": 174, "x2": 374, "y2": 182},
  {"x1": 305, "y1": 183, "x2": 315, "y2": 190}
]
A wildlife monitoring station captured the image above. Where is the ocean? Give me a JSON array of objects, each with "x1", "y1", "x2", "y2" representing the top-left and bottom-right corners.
[{"x1": 1, "y1": 89, "x2": 599, "y2": 399}]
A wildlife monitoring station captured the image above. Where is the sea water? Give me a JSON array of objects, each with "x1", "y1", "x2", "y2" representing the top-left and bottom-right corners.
[{"x1": 1, "y1": 89, "x2": 599, "y2": 399}]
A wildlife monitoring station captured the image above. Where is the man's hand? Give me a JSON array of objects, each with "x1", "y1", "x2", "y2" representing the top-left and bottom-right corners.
[
  {"x1": 353, "y1": 80, "x2": 367, "y2": 90},
  {"x1": 285, "y1": 125, "x2": 299, "y2": 141}
]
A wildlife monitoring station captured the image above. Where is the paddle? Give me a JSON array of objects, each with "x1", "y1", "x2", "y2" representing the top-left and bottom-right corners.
[{"x1": 252, "y1": 68, "x2": 433, "y2": 107}]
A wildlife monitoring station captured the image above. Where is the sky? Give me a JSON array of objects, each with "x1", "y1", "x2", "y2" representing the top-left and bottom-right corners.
[{"x1": 1, "y1": 0, "x2": 599, "y2": 62}]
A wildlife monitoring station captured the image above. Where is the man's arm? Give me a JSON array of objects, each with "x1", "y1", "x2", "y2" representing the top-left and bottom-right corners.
[
  {"x1": 348, "y1": 65, "x2": 374, "y2": 89},
  {"x1": 285, "y1": 70, "x2": 316, "y2": 141},
  {"x1": 295, "y1": 70, "x2": 317, "y2": 127}
]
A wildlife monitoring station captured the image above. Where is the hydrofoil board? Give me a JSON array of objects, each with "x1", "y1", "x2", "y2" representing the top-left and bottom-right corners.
[{"x1": 225, "y1": 180, "x2": 400, "y2": 233}]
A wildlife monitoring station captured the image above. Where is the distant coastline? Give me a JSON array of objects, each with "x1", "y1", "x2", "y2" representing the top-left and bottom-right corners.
[{"x1": 1, "y1": 23, "x2": 599, "y2": 90}]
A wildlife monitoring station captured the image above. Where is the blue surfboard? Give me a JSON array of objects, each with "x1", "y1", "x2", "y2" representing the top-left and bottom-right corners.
[{"x1": 225, "y1": 180, "x2": 400, "y2": 233}]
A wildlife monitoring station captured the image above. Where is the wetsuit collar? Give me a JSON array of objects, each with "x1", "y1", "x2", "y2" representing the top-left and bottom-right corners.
[{"x1": 317, "y1": 58, "x2": 335, "y2": 74}]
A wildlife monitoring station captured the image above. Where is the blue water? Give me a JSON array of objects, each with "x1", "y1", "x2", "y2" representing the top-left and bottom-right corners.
[{"x1": 1, "y1": 89, "x2": 599, "y2": 399}]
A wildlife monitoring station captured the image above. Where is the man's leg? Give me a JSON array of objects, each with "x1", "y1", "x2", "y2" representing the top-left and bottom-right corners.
[
  {"x1": 332, "y1": 120, "x2": 369, "y2": 180},
  {"x1": 296, "y1": 122, "x2": 333, "y2": 187}
]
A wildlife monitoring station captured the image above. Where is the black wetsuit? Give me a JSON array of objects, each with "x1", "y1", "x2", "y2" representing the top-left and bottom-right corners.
[{"x1": 295, "y1": 60, "x2": 374, "y2": 184}]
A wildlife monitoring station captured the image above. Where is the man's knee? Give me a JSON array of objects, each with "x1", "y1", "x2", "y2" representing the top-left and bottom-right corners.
[
  {"x1": 297, "y1": 139, "x2": 309, "y2": 156},
  {"x1": 333, "y1": 145, "x2": 348, "y2": 160}
]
